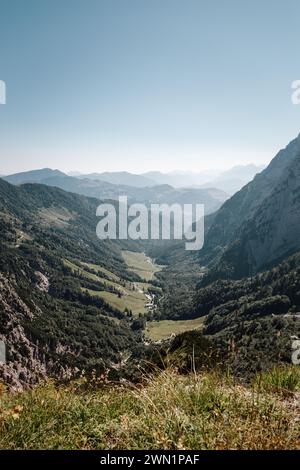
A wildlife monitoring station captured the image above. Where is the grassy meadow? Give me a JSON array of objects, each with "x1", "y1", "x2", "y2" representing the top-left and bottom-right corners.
[
  {"x1": 64, "y1": 253, "x2": 161, "y2": 316},
  {"x1": 121, "y1": 250, "x2": 162, "y2": 281},
  {"x1": 0, "y1": 367, "x2": 299, "y2": 450},
  {"x1": 145, "y1": 317, "x2": 205, "y2": 341}
]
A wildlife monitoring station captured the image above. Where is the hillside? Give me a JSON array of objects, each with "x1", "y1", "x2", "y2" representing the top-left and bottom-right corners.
[
  {"x1": 0, "y1": 179, "x2": 151, "y2": 390},
  {"x1": 199, "y1": 133, "x2": 300, "y2": 281},
  {"x1": 194, "y1": 252, "x2": 300, "y2": 375},
  {"x1": 144, "y1": 249, "x2": 300, "y2": 376},
  {"x1": 0, "y1": 366, "x2": 299, "y2": 450}
]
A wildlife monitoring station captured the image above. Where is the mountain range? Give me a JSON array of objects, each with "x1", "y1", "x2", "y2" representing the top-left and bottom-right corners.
[
  {"x1": 153, "y1": 134, "x2": 300, "y2": 374},
  {"x1": 198, "y1": 164, "x2": 265, "y2": 194},
  {"x1": 68, "y1": 165, "x2": 264, "y2": 193},
  {"x1": 3, "y1": 169, "x2": 228, "y2": 215},
  {"x1": 0, "y1": 133, "x2": 300, "y2": 390},
  {"x1": 78, "y1": 171, "x2": 156, "y2": 188}
]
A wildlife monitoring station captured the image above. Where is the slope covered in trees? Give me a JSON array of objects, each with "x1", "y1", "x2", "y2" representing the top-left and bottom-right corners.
[
  {"x1": 194, "y1": 252, "x2": 300, "y2": 375},
  {"x1": 0, "y1": 179, "x2": 146, "y2": 390}
]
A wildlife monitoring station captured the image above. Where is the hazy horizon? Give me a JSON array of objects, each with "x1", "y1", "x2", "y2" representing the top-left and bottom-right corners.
[
  {"x1": 0, "y1": 162, "x2": 266, "y2": 178},
  {"x1": 1, "y1": 1, "x2": 300, "y2": 174}
]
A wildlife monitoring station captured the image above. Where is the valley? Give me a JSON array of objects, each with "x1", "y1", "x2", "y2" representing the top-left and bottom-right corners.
[
  {"x1": 63, "y1": 251, "x2": 162, "y2": 316},
  {"x1": 1, "y1": 132, "x2": 300, "y2": 391},
  {"x1": 121, "y1": 250, "x2": 162, "y2": 281},
  {"x1": 2, "y1": 2, "x2": 300, "y2": 453},
  {"x1": 145, "y1": 317, "x2": 205, "y2": 342},
  {"x1": 1, "y1": 142, "x2": 300, "y2": 452}
]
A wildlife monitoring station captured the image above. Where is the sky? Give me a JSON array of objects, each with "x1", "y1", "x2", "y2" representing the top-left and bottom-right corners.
[{"x1": 0, "y1": 0, "x2": 300, "y2": 175}]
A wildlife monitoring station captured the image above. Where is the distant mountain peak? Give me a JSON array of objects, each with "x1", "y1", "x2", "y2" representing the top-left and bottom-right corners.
[
  {"x1": 4, "y1": 168, "x2": 66, "y2": 185},
  {"x1": 201, "y1": 132, "x2": 300, "y2": 283},
  {"x1": 79, "y1": 171, "x2": 157, "y2": 188}
]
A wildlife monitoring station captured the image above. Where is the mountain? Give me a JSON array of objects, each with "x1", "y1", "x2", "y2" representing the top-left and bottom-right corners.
[
  {"x1": 3, "y1": 169, "x2": 229, "y2": 215},
  {"x1": 200, "y1": 133, "x2": 300, "y2": 282},
  {"x1": 142, "y1": 167, "x2": 263, "y2": 191},
  {"x1": 79, "y1": 170, "x2": 218, "y2": 188},
  {"x1": 67, "y1": 171, "x2": 83, "y2": 177},
  {"x1": 199, "y1": 164, "x2": 265, "y2": 195},
  {"x1": 3, "y1": 168, "x2": 65, "y2": 185},
  {"x1": 73, "y1": 167, "x2": 262, "y2": 190},
  {"x1": 80, "y1": 171, "x2": 156, "y2": 188},
  {"x1": 142, "y1": 170, "x2": 220, "y2": 188},
  {"x1": 0, "y1": 143, "x2": 299, "y2": 390},
  {"x1": 218, "y1": 164, "x2": 265, "y2": 180},
  {"x1": 0, "y1": 178, "x2": 144, "y2": 390}
]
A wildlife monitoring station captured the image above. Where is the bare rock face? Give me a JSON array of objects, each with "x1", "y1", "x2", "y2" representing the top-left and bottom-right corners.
[
  {"x1": 201, "y1": 133, "x2": 300, "y2": 280},
  {"x1": 34, "y1": 271, "x2": 50, "y2": 292},
  {"x1": 242, "y1": 152, "x2": 300, "y2": 270},
  {"x1": 0, "y1": 273, "x2": 47, "y2": 391},
  {"x1": 0, "y1": 273, "x2": 75, "y2": 391}
]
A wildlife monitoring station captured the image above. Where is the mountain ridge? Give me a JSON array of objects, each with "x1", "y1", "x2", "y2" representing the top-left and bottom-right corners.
[
  {"x1": 200, "y1": 133, "x2": 300, "y2": 282},
  {"x1": 2, "y1": 169, "x2": 228, "y2": 215}
]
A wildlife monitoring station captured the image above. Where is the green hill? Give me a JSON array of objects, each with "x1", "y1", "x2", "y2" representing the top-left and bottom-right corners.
[{"x1": 0, "y1": 179, "x2": 149, "y2": 390}]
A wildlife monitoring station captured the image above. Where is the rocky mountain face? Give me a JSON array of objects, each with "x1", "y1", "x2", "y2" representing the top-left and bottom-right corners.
[
  {"x1": 201, "y1": 133, "x2": 300, "y2": 282},
  {"x1": 0, "y1": 273, "x2": 75, "y2": 391},
  {"x1": 0, "y1": 272, "x2": 44, "y2": 391}
]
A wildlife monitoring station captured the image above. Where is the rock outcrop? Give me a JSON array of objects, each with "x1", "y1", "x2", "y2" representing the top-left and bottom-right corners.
[{"x1": 201, "y1": 133, "x2": 300, "y2": 281}]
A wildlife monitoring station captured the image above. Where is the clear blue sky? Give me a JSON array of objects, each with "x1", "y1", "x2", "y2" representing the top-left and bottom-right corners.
[{"x1": 0, "y1": 0, "x2": 300, "y2": 174}]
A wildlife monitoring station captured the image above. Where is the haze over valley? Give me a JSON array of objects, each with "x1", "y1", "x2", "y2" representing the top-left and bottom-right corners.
[
  {"x1": 1, "y1": 0, "x2": 300, "y2": 452},
  {"x1": 1, "y1": 132, "x2": 300, "y2": 391}
]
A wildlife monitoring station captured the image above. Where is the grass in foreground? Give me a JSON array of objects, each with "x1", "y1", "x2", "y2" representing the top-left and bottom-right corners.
[
  {"x1": 254, "y1": 365, "x2": 300, "y2": 395},
  {"x1": 0, "y1": 368, "x2": 299, "y2": 450}
]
